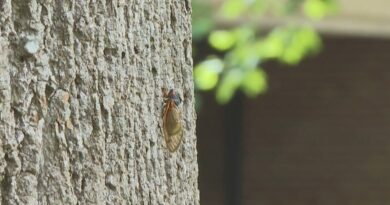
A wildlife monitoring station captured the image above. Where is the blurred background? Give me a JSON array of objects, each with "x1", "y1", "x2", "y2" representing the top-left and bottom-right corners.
[{"x1": 192, "y1": 0, "x2": 390, "y2": 204}]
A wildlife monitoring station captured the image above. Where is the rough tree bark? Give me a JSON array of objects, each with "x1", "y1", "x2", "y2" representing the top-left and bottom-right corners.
[{"x1": 0, "y1": 0, "x2": 198, "y2": 204}]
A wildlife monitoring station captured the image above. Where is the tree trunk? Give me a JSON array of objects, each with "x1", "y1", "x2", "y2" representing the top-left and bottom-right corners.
[{"x1": 0, "y1": 0, "x2": 198, "y2": 204}]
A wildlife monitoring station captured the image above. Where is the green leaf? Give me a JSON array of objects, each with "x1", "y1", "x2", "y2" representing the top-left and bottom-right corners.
[
  {"x1": 251, "y1": 0, "x2": 269, "y2": 14},
  {"x1": 303, "y1": 0, "x2": 338, "y2": 20},
  {"x1": 256, "y1": 33, "x2": 284, "y2": 59},
  {"x1": 194, "y1": 58, "x2": 224, "y2": 90},
  {"x1": 281, "y1": 27, "x2": 321, "y2": 64},
  {"x1": 216, "y1": 69, "x2": 243, "y2": 104},
  {"x1": 230, "y1": 44, "x2": 260, "y2": 69},
  {"x1": 220, "y1": 0, "x2": 247, "y2": 19},
  {"x1": 209, "y1": 30, "x2": 237, "y2": 51},
  {"x1": 284, "y1": 0, "x2": 305, "y2": 14},
  {"x1": 241, "y1": 69, "x2": 267, "y2": 97},
  {"x1": 233, "y1": 27, "x2": 255, "y2": 45}
]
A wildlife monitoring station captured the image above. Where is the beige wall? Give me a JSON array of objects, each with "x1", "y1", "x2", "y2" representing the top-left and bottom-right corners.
[
  {"x1": 313, "y1": 0, "x2": 390, "y2": 38},
  {"x1": 210, "y1": 0, "x2": 390, "y2": 38}
]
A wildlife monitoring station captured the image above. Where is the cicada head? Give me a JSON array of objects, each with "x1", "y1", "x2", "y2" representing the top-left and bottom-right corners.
[{"x1": 167, "y1": 89, "x2": 182, "y2": 106}]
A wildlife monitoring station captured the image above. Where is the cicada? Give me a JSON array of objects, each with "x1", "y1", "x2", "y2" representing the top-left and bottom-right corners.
[{"x1": 162, "y1": 88, "x2": 183, "y2": 152}]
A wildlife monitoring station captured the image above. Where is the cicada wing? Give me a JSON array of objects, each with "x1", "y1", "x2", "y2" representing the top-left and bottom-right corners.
[
  {"x1": 163, "y1": 102, "x2": 183, "y2": 152},
  {"x1": 166, "y1": 127, "x2": 182, "y2": 152}
]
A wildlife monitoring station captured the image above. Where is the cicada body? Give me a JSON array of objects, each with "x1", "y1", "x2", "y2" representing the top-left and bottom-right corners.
[{"x1": 162, "y1": 88, "x2": 183, "y2": 152}]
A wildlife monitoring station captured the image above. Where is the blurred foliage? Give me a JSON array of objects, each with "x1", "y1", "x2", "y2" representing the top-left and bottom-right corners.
[{"x1": 193, "y1": 0, "x2": 338, "y2": 104}]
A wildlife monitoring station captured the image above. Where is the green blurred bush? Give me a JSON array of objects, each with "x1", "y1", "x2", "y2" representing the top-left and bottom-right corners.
[{"x1": 193, "y1": 0, "x2": 338, "y2": 104}]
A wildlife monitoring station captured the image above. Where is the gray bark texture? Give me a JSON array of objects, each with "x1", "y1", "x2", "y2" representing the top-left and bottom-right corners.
[{"x1": 0, "y1": 0, "x2": 198, "y2": 204}]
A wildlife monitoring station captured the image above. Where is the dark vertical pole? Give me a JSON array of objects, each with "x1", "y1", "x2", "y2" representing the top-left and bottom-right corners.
[{"x1": 225, "y1": 93, "x2": 244, "y2": 205}]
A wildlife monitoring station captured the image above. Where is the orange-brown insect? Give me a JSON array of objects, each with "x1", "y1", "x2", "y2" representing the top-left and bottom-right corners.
[{"x1": 162, "y1": 88, "x2": 183, "y2": 152}]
